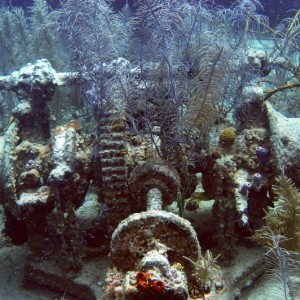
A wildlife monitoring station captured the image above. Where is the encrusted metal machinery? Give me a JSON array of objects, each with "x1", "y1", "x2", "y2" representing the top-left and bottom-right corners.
[
  {"x1": 0, "y1": 60, "x2": 90, "y2": 272},
  {"x1": 1, "y1": 57, "x2": 285, "y2": 299},
  {"x1": 0, "y1": 60, "x2": 225, "y2": 299}
]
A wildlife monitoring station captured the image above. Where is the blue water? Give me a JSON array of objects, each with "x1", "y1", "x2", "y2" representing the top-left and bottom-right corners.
[{"x1": 4, "y1": 0, "x2": 299, "y2": 25}]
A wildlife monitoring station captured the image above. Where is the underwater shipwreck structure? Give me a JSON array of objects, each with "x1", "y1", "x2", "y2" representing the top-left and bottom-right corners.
[
  {"x1": 0, "y1": 0, "x2": 300, "y2": 299},
  {"x1": 0, "y1": 53, "x2": 298, "y2": 300},
  {"x1": 0, "y1": 59, "x2": 211, "y2": 299}
]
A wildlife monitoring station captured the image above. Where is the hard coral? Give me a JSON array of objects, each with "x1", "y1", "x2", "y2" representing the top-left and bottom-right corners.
[{"x1": 219, "y1": 128, "x2": 236, "y2": 145}]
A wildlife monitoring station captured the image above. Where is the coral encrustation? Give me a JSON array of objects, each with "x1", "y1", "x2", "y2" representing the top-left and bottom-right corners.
[{"x1": 136, "y1": 271, "x2": 165, "y2": 294}]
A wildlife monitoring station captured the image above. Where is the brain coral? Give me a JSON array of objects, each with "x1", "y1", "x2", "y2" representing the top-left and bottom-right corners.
[{"x1": 219, "y1": 128, "x2": 236, "y2": 145}]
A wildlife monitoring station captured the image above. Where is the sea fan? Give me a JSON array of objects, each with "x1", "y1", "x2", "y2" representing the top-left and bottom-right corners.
[
  {"x1": 184, "y1": 44, "x2": 230, "y2": 139},
  {"x1": 252, "y1": 175, "x2": 300, "y2": 299},
  {"x1": 57, "y1": 0, "x2": 130, "y2": 68},
  {"x1": 252, "y1": 174, "x2": 300, "y2": 251},
  {"x1": 117, "y1": 0, "x2": 134, "y2": 58},
  {"x1": 271, "y1": 9, "x2": 300, "y2": 61},
  {"x1": 0, "y1": 6, "x2": 34, "y2": 71},
  {"x1": 29, "y1": 0, "x2": 65, "y2": 70},
  {"x1": 260, "y1": 228, "x2": 300, "y2": 300},
  {"x1": 128, "y1": 0, "x2": 190, "y2": 159},
  {"x1": 55, "y1": 0, "x2": 134, "y2": 115},
  {"x1": 217, "y1": 0, "x2": 269, "y2": 49},
  {"x1": 134, "y1": 0, "x2": 185, "y2": 50},
  {"x1": 133, "y1": 0, "x2": 187, "y2": 102},
  {"x1": 272, "y1": 175, "x2": 300, "y2": 251}
]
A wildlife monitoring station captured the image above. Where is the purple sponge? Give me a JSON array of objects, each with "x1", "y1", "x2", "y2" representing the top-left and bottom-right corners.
[{"x1": 256, "y1": 146, "x2": 268, "y2": 165}]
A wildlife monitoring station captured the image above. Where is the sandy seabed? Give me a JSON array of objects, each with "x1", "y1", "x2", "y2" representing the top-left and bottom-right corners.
[{"x1": 1, "y1": 242, "x2": 299, "y2": 300}]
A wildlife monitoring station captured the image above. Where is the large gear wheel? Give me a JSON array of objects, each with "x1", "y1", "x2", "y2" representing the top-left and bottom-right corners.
[
  {"x1": 128, "y1": 158, "x2": 181, "y2": 211},
  {"x1": 110, "y1": 210, "x2": 200, "y2": 272},
  {"x1": 97, "y1": 114, "x2": 131, "y2": 230}
]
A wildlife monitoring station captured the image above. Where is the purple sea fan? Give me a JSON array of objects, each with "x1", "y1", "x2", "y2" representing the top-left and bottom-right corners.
[
  {"x1": 256, "y1": 146, "x2": 268, "y2": 165},
  {"x1": 252, "y1": 173, "x2": 262, "y2": 191},
  {"x1": 240, "y1": 182, "x2": 252, "y2": 196}
]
